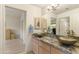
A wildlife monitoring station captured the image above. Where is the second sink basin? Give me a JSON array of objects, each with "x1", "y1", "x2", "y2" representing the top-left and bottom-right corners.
[{"x1": 59, "y1": 37, "x2": 77, "y2": 45}]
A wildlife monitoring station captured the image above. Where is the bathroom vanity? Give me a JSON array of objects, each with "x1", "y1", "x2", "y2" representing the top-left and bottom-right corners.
[
  {"x1": 32, "y1": 35, "x2": 79, "y2": 54},
  {"x1": 32, "y1": 36, "x2": 67, "y2": 54}
]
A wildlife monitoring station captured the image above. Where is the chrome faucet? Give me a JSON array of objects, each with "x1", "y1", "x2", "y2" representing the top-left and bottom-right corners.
[{"x1": 67, "y1": 30, "x2": 75, "y2": 37}]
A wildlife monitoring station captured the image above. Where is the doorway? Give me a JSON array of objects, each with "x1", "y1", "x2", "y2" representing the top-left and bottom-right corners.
[{"x1": 5, "y1": 6, "x2": 26, "y2": 53}]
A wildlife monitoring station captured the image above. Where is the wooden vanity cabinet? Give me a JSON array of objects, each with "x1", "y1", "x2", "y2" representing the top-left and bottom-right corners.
[
  {"x1": 32, "y1": 37, "x2": 39, "y2": 54},
  {"x1": 50, "y1": 46, "x2": 63, "y2": 54},
  {"x1": 32, "y1": 37, "x2": 63, "y2": 54},
  {"x1": 38, "y1": 41, "x2": 50, "y2": 54}
]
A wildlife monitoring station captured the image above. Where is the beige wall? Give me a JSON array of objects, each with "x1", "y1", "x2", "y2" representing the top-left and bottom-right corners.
[
  {"x1": 0, "y1": 4, "x2": 5, "y2": 53},
  {"x1": 0, "y1": 4, "x2": 2, "y2": 53}
]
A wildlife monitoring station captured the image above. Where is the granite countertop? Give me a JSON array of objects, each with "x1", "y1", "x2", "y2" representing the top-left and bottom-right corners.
[{"x1": 33, "y1": 36, "x2": 79, "y2": 54}]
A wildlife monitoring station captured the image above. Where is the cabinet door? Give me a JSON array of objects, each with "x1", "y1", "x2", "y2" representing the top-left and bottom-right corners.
[
  {"x1": 32, "y1": 43, "x2": 38, "y2": 54},
  {"x1": 51, "y1": 46, "x2": 63, "y2": 54},
  {"x1": 39, "y1": 41, "x2": 50, "y2": 54},
  {"x1": 32, "y1": 38, "x2": 39, "y2": 44},
  {"x1": 39, "y1": 46, "x2": 50, "y2": 54},
  {"x1": 32, "y1": 38, "x2": 39, "y2": 54}
]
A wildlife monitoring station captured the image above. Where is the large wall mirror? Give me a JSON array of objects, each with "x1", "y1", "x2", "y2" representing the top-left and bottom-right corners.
[
  {"x1": 58, "y1": 17, "x2": 70, "y2": 36},
  {"x1": 48, "y1": 17, "x2": 56, "y2": 35}
]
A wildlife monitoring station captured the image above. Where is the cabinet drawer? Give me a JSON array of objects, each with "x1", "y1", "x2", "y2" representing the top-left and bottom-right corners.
[
  {"x1": 39, "y1": 46, "x2": 50, "y2": 54},
  {"x1": 32, "y1": 43, "x2": 38, "y2": 54},
  {"x1": 51, "y1": 46, "x2": 63, "y2": 54},
  {"x1": 39, "y1": 41, "x2": 50, "y2": 51}
]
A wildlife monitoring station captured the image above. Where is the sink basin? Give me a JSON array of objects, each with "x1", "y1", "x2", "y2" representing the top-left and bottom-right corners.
[
  {"x1": 32, "y1": 33, "x2": 44, "y2": 38},
  {"x1": 32, "y1": 33, "x2": 48, "y2": 38},
  {"x1": 59, "y1": 37, "x2": 77, "y2": 45}
]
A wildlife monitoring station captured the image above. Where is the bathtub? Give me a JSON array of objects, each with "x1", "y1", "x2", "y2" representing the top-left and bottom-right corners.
[{"x1": 4, "y1": 39, "x2": 25, "y2": 54}]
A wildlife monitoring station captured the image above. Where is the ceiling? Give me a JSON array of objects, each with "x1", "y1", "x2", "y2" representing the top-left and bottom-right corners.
[
  {"x1": 5, "y1": 4, "x2": 79, "y2": 15},
  {"x1": 33, "y1": 4, "x2": 79, "y2": 14}
]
